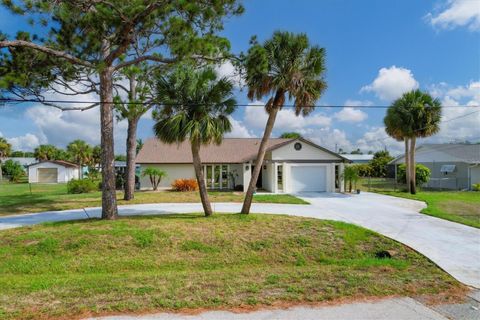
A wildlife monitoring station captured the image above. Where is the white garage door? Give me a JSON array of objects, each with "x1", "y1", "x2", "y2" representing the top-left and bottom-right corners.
[{"x1": 290, "y1": 166, "x2": 327, "y2": 192}]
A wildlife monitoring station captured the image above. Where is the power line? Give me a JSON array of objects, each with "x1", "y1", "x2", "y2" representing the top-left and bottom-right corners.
[
  {"x1": 355, "y1": 109, "x2": 480, "y2": 146},
  {"x1": 0, "y1": 98, "x2": 478, "y2": 109}
]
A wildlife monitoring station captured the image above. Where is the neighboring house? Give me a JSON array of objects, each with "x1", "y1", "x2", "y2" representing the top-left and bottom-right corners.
[
  {"x1": 28, "y1": 160, "x2": 80, "y2": 183},
  {"x1": 390, "y1": 144, "x2": 480, "y2": 190},
  {"x1": 114, "y1": 161, "x2": 141, "y2": 176},
  {"x1": 4, "y1": 157, "x2": 37, "y2": 171},
  {"x1": 136, "y1": 138, "x2": 350, "y2": 193},
  {"x1": 343, "y1": 154, "x2": 374, "y2": 164}
]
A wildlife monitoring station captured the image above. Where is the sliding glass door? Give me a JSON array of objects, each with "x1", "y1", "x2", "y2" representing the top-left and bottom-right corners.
[{"x1": 204, "y1": 165, "x2": 229, "y2": 189}]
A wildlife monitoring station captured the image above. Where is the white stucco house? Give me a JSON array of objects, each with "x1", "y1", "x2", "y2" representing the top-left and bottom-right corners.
[
  {"x1": 136, "y1": 138, "x2": 350, "y2": 193},
  {"x1": 28, "y1": 160, "x2": 80, "y2": 183}
]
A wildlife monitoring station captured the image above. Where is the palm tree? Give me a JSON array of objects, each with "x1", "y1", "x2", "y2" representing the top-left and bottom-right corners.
[
  {"x1": 241, "y1": 31, "x2": 327, "y2": 214},
  {"x1": 141, "y1": 167, "x2": 167, "y2": 191},
  {"x1": 66, "y1": 140, "x2": 93, "y2": 178},
  {"x1": 384, "y1": 109, "x2": 411, "y2": 192},
  {"x1": 384, "y1": 90, "x2": 441, "y2": 194},
  {"x1": 0, "y1": 137, "x2": 12, "y2": 181},
  {"x1": 153, "y1": 66, "x2": 236, "y2": 216},
  {"x1": 34, "y1": 144, "x2": 59, "y2": 161}
]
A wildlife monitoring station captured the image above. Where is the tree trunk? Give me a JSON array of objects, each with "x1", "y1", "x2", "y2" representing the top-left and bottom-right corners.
[
  {"x1": 404, "y1": 138, "x2": 411, "y2": 193},
  {"x1": 410, "y1": 137, "x2": 417, "y2": 194},
  {"x1": 124, "y1": 118, "x2": 138, "y2": 200},
  {"x1": 99, "y1": 64, "x2": 118, "y2": 220},
  {"x1": 191, "y1": 140, "x2": 213, "y2": 217},
  {"x1": 241, "y1": 94, "x2": 282, "y2": 215}
]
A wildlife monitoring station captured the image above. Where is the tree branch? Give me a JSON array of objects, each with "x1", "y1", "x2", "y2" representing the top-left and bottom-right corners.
[
  {"x1": 114, "y1": 55, "x2": 177, "y2": 71},
  {"x1": 0, "y1": 40, "x2": 93, "y2": 68}
]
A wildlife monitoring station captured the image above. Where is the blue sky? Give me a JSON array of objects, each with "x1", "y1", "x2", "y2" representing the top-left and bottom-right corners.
[{"x1": 1, "y1": 0, "x2": 479, "y2": 154}]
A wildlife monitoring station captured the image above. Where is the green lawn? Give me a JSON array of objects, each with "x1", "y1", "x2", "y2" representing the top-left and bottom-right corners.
[
  {"x1": 0, "y1": 182, "x2": 307, "y2": 216},
  {"x1": 356, "y1": 178, "x2": 480, "y2": 228},
  {"x1": 379, "y1": 191, "x2": 480, "y2": 228},
  {"x1": 0, "y1": 214, "x2": 462, "y2": 319}
]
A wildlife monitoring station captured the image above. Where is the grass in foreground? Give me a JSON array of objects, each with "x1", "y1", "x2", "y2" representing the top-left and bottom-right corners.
[
  {"x1": 379, "y1": 191, "x2": 480, "y2": 228},
  {"x1": 0, "y1": 183, "x2": 307, "y2": 216},
  {"x1": 0, "y1": 213, "x2": 462, "y2": 319}
]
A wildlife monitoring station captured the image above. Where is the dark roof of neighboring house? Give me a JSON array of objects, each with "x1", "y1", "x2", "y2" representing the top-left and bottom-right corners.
[
  {"x1": 29, "y1": 160, "x2": 79, "y2": 168},
  {"x1": 136, "y1": 138, "x2": 347, "y2": 164},
  {"x1": 390, "y1": 143, "x2": 480, "y2": 164}
]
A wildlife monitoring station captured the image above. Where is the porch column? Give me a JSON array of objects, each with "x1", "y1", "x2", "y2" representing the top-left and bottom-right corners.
[
  {"x1": 273, "y1": 162, "x2": 278, "y2": 193},
  {"x1": 339, "y1": 163, "x2": 345, "y2": 193}
]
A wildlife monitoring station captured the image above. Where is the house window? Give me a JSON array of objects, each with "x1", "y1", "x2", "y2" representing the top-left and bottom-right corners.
[
  {"x1": 440, "y1": 164, "x2": 456, "y2": 174},
  {"x1": 277, "y1": 165, "x2": 283, "y2": 192}
]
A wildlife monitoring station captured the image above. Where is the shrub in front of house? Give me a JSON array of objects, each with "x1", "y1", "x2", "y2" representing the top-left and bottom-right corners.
[
  {"x1": 472, "y1": 184, "x2": 480, "y2": 191},
  {"x1": 397, "y1": 164, "x2": 431, "y2": 186},
  {"x1": 67, "y1": 178, "x2": 99, "y2": 194},
  {"x1": 1, "y1": 159, "x2": 25, "y2": 182},
  {"x1": 171, "y1": 179, "x2": 198, "y2": 192}
]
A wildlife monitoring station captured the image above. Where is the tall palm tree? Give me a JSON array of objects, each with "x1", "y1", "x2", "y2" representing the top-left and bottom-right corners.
[
  {"x1": 241, "y1": 31, "x2": 327, "y2": 214},
  {"x1": 66, "y1": 140, "x2": 93, "y2": 178},
  {"x1": 384, "y1": 90, "x2": 442, "y2": 194},
  {"x1": 0, "y1": 137, "x2": 12, "y2": 181},
  {"x1": 153, "y1": 66, "x2": 236, "y2": 216},
  {"x1": 384, "y1": 108, "x2": 412, "y2": 192}
]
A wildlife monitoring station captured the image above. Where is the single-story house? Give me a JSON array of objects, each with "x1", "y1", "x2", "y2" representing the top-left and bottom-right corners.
[
  {"x1": 136, "y1": 138, "x2": 350, "y2": 193},
  {"x1": 389, "y1": 144, "x2": 480, "y2": 190},
  {"x1": 28, "y1": 160, "x2": 80, "y2": 183},
  {"x1": 343, "y1": 154, "x2": 374, "y2": 164}
]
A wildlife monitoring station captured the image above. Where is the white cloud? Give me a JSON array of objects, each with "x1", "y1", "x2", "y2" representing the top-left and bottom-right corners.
[
  {"x1": 224, "y1": 116, "x2": 255, "y2": 138},
  {"x1": 14, "y1": 81, "x2": 132, "y2": 153},
  {"x1": 244, "y1": 101, "x2": 331, "y2": 131},
  {"x1": 25, "y1": 105, "x2": 128, "y2": 153},
  {"x1": 305, "y1": 128, "x2": 353, "y2": 152},
  {"x1": 427, "y1": 0, "x2": 480, "y2": 31},
  {"x1": 215, "y1": 60, "x2": 245, "y2": 87},
  {"x1": 361, "y1": 66, "x2": 419, "y2": 101},
  {"x1": 426, "y1": 81, "x2": 480, "y2": 143},
  {"x1": 445, "y1": 81, "x2": 480, "y2": 103},
  {"x1": 7, "y1": 133, "x2": 42, "y2": 151},
  {"x1": 334, "y1": 108, "x2": 368, "y2": 123},
  {"x1": 334, "y1": 100, "x2": 369, "y2": 123},
  {"x1": 355, "y1": 127, "x2": 404, "y2": 155}
]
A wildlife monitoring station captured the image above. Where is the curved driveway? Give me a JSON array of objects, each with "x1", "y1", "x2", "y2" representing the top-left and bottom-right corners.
[{"x1": 0, "y1": 192, "x2": 479, "y2": 288}]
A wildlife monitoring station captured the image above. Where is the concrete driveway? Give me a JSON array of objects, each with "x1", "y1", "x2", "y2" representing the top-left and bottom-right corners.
[{"x1": 0, "y1": 192, "x2": 479, "y2": 288}]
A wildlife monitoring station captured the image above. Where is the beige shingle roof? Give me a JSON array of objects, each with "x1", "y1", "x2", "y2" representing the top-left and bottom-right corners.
[{"x1": 136, "y1": 138, "x2": 294, "y2": 164}]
